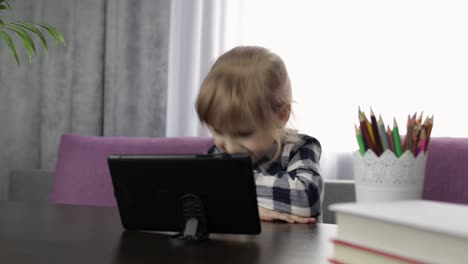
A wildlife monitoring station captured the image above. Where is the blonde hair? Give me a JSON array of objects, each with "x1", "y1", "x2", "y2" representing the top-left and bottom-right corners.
[{"x1": 196, "y1": 46, "x2": 296, "y2": 160}]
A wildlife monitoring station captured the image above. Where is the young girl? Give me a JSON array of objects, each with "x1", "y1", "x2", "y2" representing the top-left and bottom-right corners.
[{"x1": 195, "y1": 46, "x2": 323, "y2": 224}]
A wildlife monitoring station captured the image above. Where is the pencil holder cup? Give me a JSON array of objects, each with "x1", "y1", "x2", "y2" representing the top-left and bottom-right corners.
[{"x1": 352, "y1": 150, "x2": 427, "y2": 203}]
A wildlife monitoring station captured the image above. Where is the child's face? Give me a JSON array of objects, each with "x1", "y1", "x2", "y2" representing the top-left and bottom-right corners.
[{"x1": 209, "y1": 125, "x2": 275, "y2": 162}]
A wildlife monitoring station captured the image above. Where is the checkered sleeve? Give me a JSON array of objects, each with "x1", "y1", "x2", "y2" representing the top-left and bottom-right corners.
[{"x1": 255, "y1": 136, "x2": 323, "y2": 218}]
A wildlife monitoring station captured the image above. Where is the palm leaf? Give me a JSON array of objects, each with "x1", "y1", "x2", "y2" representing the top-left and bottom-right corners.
[
  {"x1": 34, "y1": 22, "x2": 65, "y2": 46},
  {"x1": 50, "y1": 25, "x2": 65, "y2": 46},
  {"x1": 14, "y1": 21, "x2": 48, "y2": 55},
  {"x1": 0, "y1": 1, "x2": 64, "y2": 65},
  {"x1": 34, "y1": 22, "x2": 59, "y2": 45},
  {"x1": 0, "y1": 0, "x2": 11, "y2": 10},
  {"x1": 5, "y1": 24, "x2": 37, "y2": 63},
  {"x1": 0, "y1": 29, "x2": 19, "y2": 65}
]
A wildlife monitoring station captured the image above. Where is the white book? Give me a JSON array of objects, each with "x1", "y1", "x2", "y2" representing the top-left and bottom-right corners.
[{"x1": 330, "y1": 200, "x2": 468, "y2": 264}]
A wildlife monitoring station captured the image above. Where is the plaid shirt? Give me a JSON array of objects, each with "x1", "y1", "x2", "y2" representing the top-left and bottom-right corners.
[{"x1": 206, "y1": 133, "x2": 323, "y2": 218}]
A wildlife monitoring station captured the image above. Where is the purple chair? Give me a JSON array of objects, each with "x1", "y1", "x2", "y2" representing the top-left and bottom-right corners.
[
  {"x1": 50, "y1": 134, "x2": 213, "y2": 207},
  {"x1": 423, "y1": 137, "x2": 468, "y2": 205}
]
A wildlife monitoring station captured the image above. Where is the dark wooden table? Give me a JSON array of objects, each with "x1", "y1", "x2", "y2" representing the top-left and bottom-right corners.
[{"x1": 0, "y1": 201, "x2": 336, "y2": 264}]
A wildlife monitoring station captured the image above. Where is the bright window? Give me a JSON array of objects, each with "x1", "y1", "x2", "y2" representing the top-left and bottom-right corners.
[{"x1": 239, "y1": 0, "x2": 468, "y2": 153}]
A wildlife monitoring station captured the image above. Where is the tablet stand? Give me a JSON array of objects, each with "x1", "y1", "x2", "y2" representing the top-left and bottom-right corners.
[{"x1": 175, "y1": 194, "x2": 209, "y2": 241}]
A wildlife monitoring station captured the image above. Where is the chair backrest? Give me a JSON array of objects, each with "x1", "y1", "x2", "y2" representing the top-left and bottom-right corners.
[
  {"x1": 423, "y1": 137, "x2": 468, "y2": 205},
  {"x1": 50, "y1": 134, "x2": 213, "y2": 207}
]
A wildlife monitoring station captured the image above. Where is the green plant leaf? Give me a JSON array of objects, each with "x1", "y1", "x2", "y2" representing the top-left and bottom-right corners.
[
  {"x1": 0, "y1": 1, "x2": 64, "y2": 65},
  {"x1": 15, "y1": 21, "x2": 48, "y2": 55},
  {"x1": 0, "y1": 29, "x2": 19, "y2": 65},
  {"x1": 34, "y1": 22, "x2": 65, "y2": 46},
  {"x1": 2, "y1": 0, "x2": 11, "y2": 10},
  {"x1": 50, "y1": 26, "x2": 66, "y2": 46},
  {"x1": 6, "y1": 24, "x2": 37, "y2": 63},
  {"x1": 34, "y1": 22, "x2": 59, "y2": 45}
]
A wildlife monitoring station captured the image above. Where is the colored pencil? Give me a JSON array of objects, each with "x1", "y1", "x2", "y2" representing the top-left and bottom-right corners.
[
  {"x1": 421, "y1": 117, "x2": 428, "y2": 141},
  {"x1": 378, "y1": 114, "x2": 389, "y2": 152},
  {"x1": 411, "y1": 124, "x2": 420, "y2": 155},
  {"x1": 387, "y1": 125, "x2": 395, "y2": 153},
  {"x1": 405, "y1": 115, "x2": 414, "y2": 154},
  {"x1": 426, "y1": 115, "x2": 434, "y2": 146},
  {"x1": 370, "y1": 108, "x2": 383, "y2": 155},
  {"x1": 354, "y1": 110, "x2": 433, "y2": 158},
  {"x1": 359, "y1": 112, "x2": 376, "y2": 154},
  {"x1": 362, "y1": 112, "x2": 375, "y2": 146},
  {"x1": 393, "y1": 118, "x2": 403, "y2": 157},
  {"x1": 419, "y1": 129, "x2": 427, "y2": 154},
  {"x1": 417, "y1": 111, "x2": 423, "y2": 125},
  {"x1": 355, "y1": 125, "x2": 366, "y2": 156}
]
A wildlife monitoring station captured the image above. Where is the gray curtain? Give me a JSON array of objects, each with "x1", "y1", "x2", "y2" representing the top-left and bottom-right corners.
[{"x1": 0, "y1": 0, "x2": 170, "y2": 199}]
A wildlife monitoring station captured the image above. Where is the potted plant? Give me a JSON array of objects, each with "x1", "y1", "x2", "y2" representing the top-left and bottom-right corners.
[{"x1": 0, "y1": 0, "x2": 65, "y2": 65}]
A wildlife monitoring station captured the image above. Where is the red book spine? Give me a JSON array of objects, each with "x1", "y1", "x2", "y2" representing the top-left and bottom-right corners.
[{"x1": 331, "y1": 239, "x2": 429, "y2": 264}]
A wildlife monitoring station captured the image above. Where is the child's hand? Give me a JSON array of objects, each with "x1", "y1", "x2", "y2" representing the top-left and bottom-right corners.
[{"x1": 258, "y1": 207, "x2": 316, "y2": 224}]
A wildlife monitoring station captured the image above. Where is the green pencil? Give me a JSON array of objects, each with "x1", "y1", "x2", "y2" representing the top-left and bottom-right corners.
[
  {"x1": 393, "y1": 117, "x2": 403, "y2": 157},
  {"x1": 355, "y1": 125, "x2": 366, "y2": 156}
]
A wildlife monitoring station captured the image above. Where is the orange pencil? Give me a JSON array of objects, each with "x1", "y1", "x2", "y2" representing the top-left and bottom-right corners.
[{"x1": 362, "y1": 110, "x2": 375, "y2": 146}]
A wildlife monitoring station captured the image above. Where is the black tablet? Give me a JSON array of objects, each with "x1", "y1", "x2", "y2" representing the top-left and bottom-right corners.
[{"x1": 107, "y1": 154, "x2": 261, "y2": 240}]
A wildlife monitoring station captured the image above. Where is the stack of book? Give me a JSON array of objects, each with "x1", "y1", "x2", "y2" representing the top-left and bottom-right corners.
[{"x1": 329, "y1": 200, "x2": 468, "y2": 264}]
